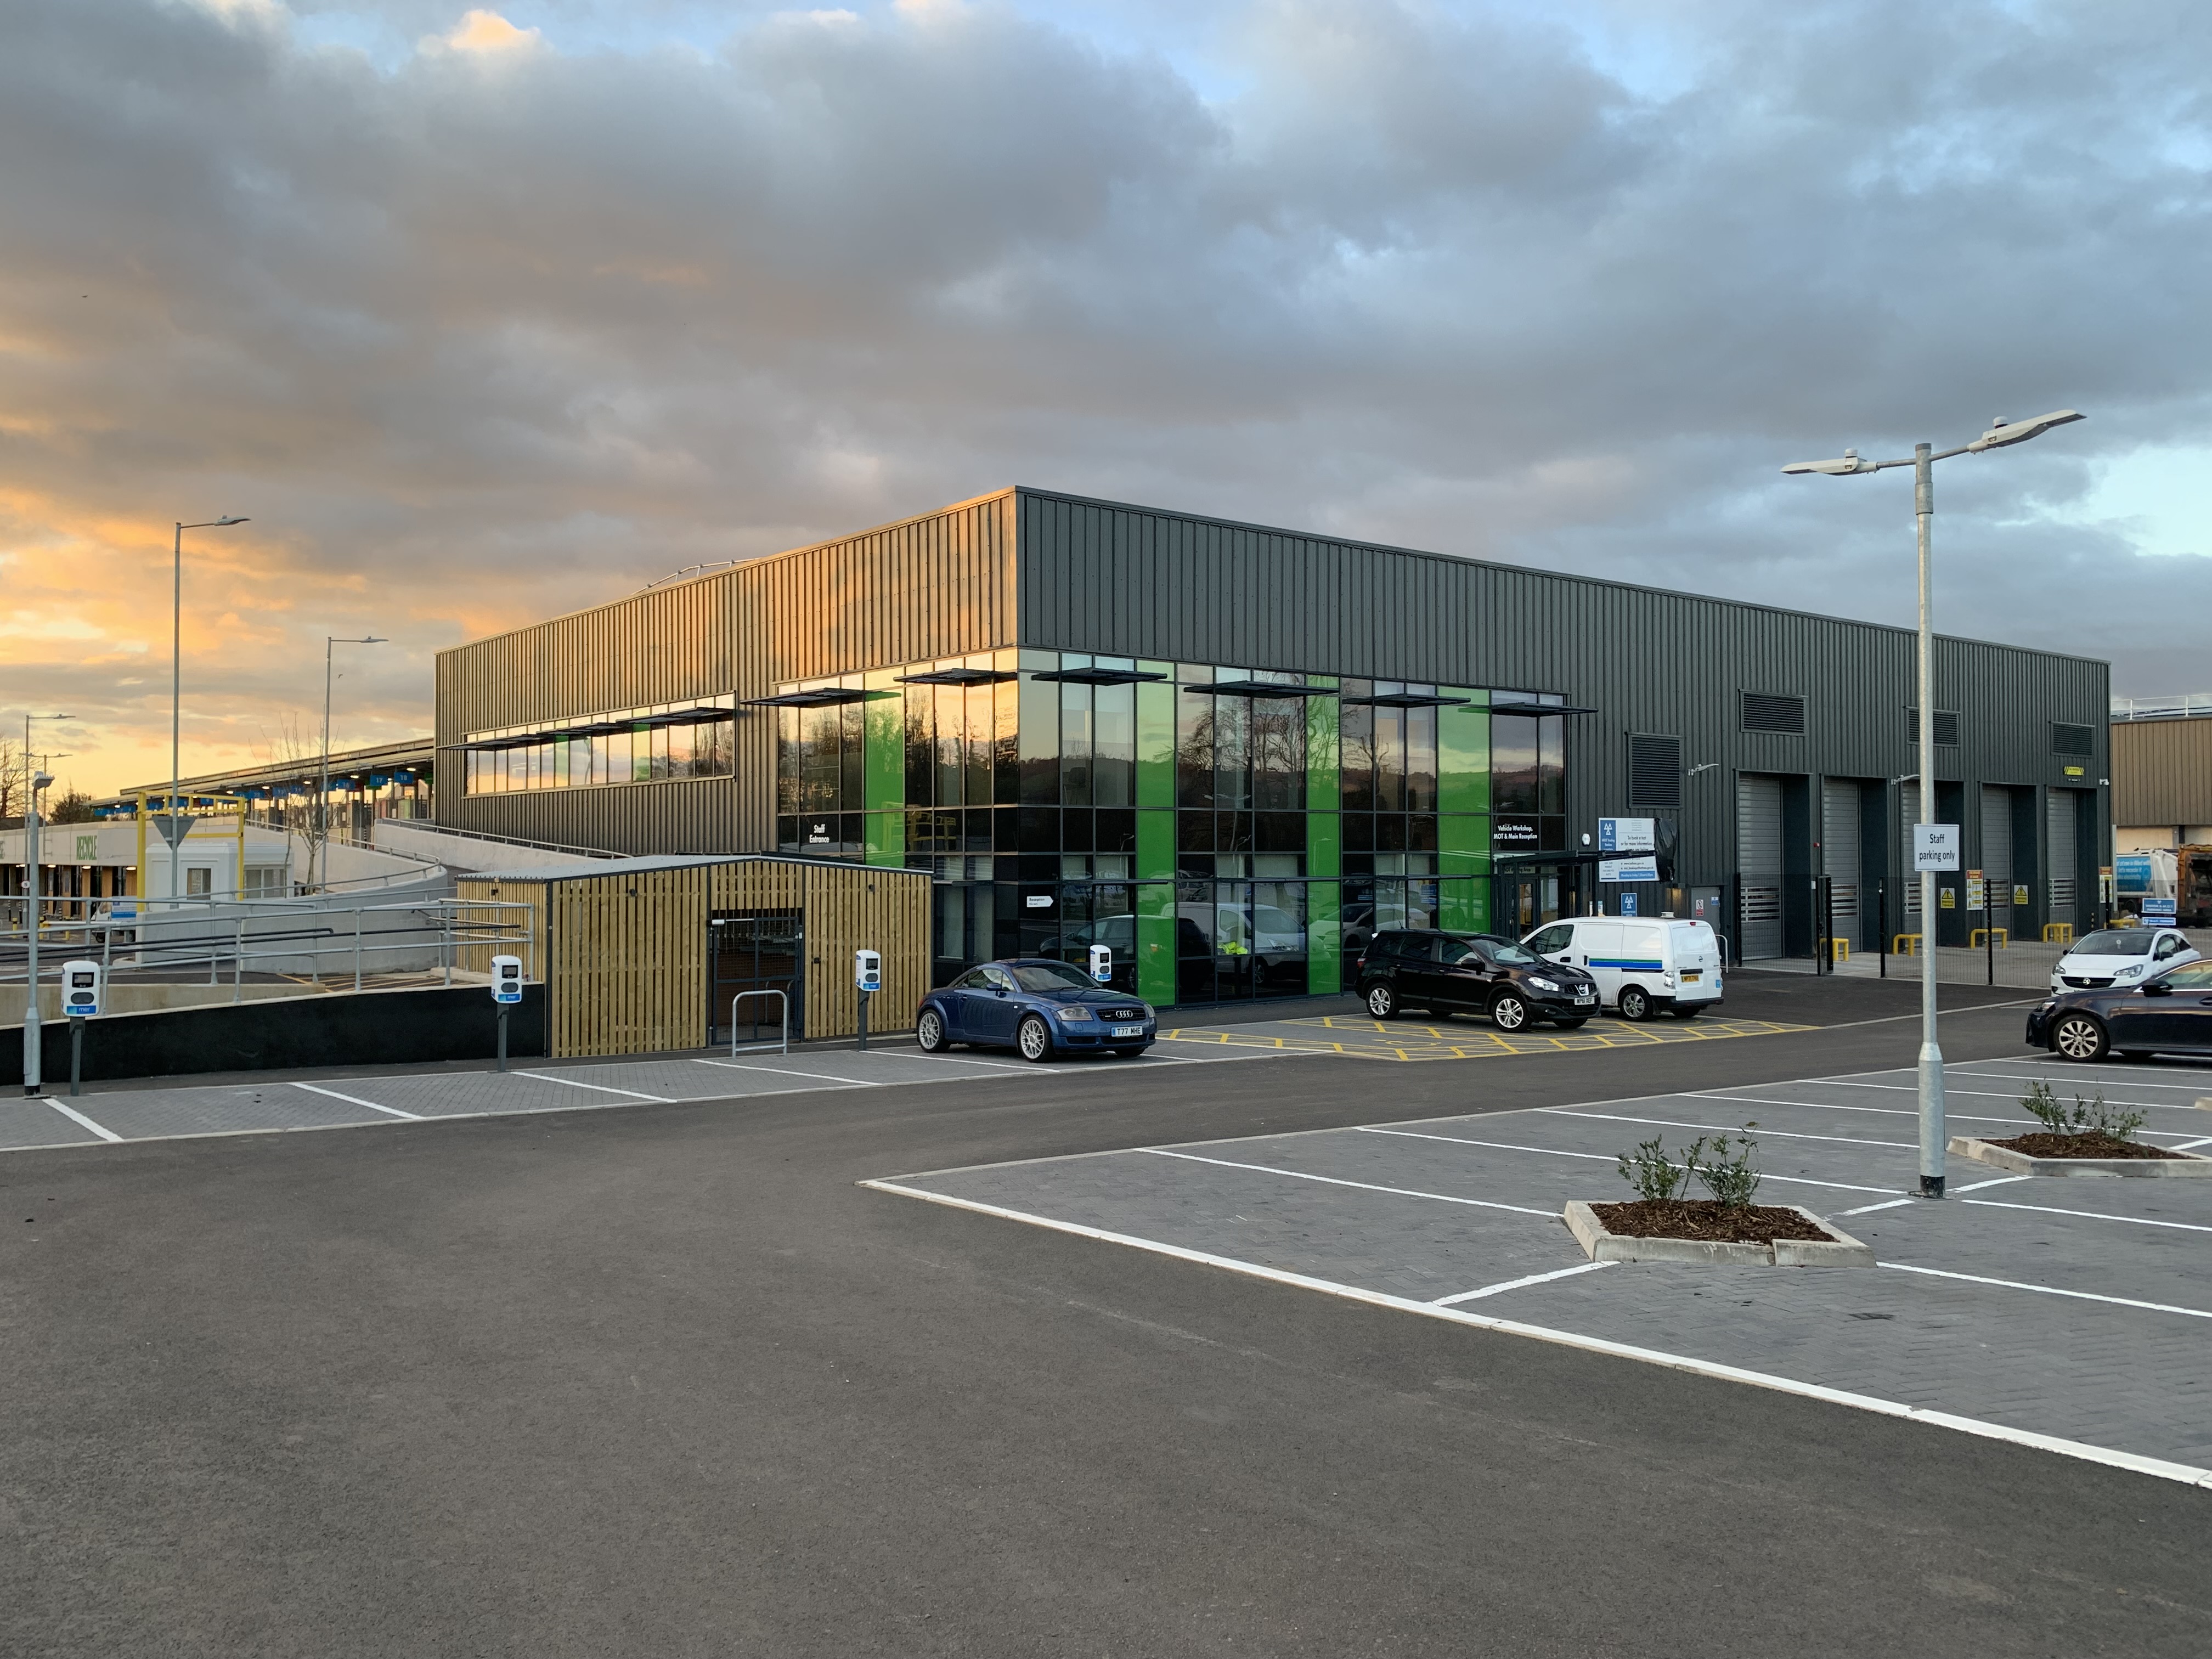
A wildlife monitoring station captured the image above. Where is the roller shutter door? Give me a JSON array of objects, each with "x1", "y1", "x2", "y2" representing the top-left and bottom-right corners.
[
  {"x1": 1821, "y1": 779, "x2": 1862, "y2": 947},
  {"x1": 2046, "y1": 791, "x2": 2078, "y2": 928},
  {"x1": 1900, "y1": 785, "x2": 1924, "y2": 920},
  {"x1": 1980, "y1": 786, "x2": 2014, "y2": 926},
  {"x1": 1738, "y1": 775, "x2": 1784, "y2": 959}
]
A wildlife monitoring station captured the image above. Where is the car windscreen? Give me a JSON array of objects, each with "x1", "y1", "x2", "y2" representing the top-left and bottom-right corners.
[
  {"x1": 2072, "y1": 930, "x2": 2154, "y2": 956},
  {"x1": 1447, "y1": 937, "x2": 1537, "y2": 966},
  {"x1": 1009, "y1": 962, "x2": 1094, "y2": 992}
]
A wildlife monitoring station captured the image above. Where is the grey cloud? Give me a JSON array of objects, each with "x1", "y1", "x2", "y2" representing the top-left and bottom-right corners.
[{"x1": 2, "y1": 0, "x2": 2209, "y2": 792}]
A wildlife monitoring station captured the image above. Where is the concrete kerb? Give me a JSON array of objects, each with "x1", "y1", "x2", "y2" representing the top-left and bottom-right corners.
[
  {"x1": 1562, "y1": 1200, "x2": 1876, "y2": 1267},
  {"x1": 1949, "y1": 1136, "x2": 2212, "y2": 1178}
]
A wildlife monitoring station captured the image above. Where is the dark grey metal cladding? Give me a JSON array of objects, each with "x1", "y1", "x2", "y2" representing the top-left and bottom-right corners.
[
  {"x1": 435, "y1": 491, "x2": 1018, "y2": 851},
  {"x1": 1013, "y1": 486, "x2": 2110, "y2": 908}
]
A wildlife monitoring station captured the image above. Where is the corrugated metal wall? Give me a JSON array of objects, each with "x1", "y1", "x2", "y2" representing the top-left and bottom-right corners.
[
  {"x1": 2112, "y1": 717, "x2": 2212, "y2": 828},
  {"x1": 1015, "y1": 488, "x2": 2112, "y2": 906},
  {"x1": 436, "y1": 492, "x2": 1018, "y2": 852}
]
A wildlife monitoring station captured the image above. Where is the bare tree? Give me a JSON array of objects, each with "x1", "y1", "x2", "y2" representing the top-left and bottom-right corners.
[{"x1": 0, "y1": 733, "x2": 21, "y2": 820}]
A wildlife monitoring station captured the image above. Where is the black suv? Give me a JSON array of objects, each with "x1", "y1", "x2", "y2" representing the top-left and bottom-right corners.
[{"x1": 1356, "y1": 930, "x2": 1600, "y2": 1031}]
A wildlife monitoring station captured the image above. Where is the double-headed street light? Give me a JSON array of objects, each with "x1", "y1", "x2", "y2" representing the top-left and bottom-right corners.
[
  {"x1": 315, "y1": 635, "x2": 388, "y2": 889},
  {"x1": 20, "y1": 711, "x2": 74, "y2": 1097},
  {"x1": 1783, "y1": 409, "x2": 2084, "y2": 1197},
  {"x1": 167, "y1": 516, "x2": 250, "y2": 907}
]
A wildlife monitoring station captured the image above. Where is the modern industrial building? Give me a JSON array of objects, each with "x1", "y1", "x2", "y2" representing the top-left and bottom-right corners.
[{"x1": 426, "y1": 487, "x2": 2113, "y2": 1005}]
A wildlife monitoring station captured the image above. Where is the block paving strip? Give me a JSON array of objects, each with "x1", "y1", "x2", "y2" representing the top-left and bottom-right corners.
[{"x1": 868, "y1": 1054, "x2": 2212, "y2": 1482}]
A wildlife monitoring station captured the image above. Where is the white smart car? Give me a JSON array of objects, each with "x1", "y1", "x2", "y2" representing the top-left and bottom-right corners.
[{"x1": 2049, "y1": 927, "x2": 2199, "y2": 995}]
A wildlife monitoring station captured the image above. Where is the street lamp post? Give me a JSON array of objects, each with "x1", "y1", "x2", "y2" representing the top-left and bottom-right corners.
[
  {"x1": 20, "y1": 712, "x2": 73, "y2": 1097},
  {"x1": 314, "y1": 636, "x2": 388, "y2": 890},
  {"x1": 1784, "y1": 409, "x2": 2084, "y2": 1197},
  {"x1": 167, "y1": 517, "x2": 249, "y2": 909}
]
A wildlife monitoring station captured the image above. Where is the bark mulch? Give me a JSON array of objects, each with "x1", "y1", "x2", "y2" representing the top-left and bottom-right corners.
[
  {"x1": 1993, "y1": 1132, "x2": 2185, "y2": 1161},
  {"x1": 1589, "y1": 1199, "x2": 1834, "y2": 1245}
]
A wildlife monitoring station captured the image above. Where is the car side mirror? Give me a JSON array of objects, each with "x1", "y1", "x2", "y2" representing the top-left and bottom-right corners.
[{"x1": 2142, "y1": 980, "x2": 2173, "y2": 997}]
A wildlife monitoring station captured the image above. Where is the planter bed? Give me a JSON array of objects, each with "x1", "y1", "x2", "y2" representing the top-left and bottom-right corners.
[
  {"x1": 1950, "y1": 1134, "x2": 2212, "y2": 1178},
  {"x1": 1564, "y1": 1199, "x2": 1874, "y2": 1266}
]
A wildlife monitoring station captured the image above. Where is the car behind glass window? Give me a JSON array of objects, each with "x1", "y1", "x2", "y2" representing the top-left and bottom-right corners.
[{"x1": 2158, "y1": 962, "x2": 2212, "y2": 988}]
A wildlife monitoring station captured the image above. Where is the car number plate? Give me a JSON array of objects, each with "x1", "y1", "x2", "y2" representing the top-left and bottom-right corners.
[
  {"x1": 1112, "y1": 1024, "x2": 1143, "y2": 1037},
  {"x1": 1575, "y1": 990, "x2": 1595, "y2": 1003},
  {"x1": 1681, "y1": 970, "x2": 1701, "y2": 981}
]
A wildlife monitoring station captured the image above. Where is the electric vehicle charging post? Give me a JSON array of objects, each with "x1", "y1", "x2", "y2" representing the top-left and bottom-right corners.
[
  {"x1": 60, "y1": 960, "x2": 100, "y2": 1098},
  {"x1": 854, "y1": 949, "x2": 881, "y2": 1051},
  {"x1": 1088, "y1": 944, "x2": 1113, "y2": 984},
  {"x1": 490, "y1": 954, "x2": 523, "y2": 1071}
]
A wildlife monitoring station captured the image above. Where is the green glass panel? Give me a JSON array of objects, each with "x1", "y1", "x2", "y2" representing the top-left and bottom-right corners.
[
  {"x1": 633, "y1": 724, "x2": 652, "y2": 783},
  {"x1": 864, "y1": 691, "x2": 904, "y2": 811},
  {"x1": 865, "y1": 810, "x2": 904, "y2": 867},
  {"x1": 1305, "y1": 694, "x2": 1340, "y2": 811},
  {"x1": 1438, "y1": 877, "x2": 1489, "y2": 933},
  {"x1": 1136, "y1": 809, "x2": 1175, "y2": 881},
  {"x1": 1438, "y1": 696, "x2": 1489, "y2": 815},
  {"x1": 1307, "y1": 879, "x2": 1342, "y2": 996},
  {"x1": 1440, "y1": 814, "x2": 1491, "y2": 931},
  {"x1": 1307, "y1": 810, "x2": 1340, "y2": 879},
  {"x1": 1136, "y1": 680, "x2": 1176, "y2": 808},
  {"x1": 1136, "y1": 881, "x2": 1177, "y2": 1005}
]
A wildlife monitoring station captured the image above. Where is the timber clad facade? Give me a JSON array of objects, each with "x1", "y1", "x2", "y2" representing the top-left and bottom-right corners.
[{"x1": 437, "y1": 486, "x2": 2112, "y2": 997}]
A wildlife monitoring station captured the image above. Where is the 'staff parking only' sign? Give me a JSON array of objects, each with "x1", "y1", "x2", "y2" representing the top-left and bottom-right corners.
[{"x1": 1913, "y1": 823, "x2": 1962, "y2": 872}]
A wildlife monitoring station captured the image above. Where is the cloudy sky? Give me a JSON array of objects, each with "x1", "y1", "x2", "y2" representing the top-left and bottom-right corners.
[{"x1": 3, "y1": 0, "x2": 2207, "y2": 796}]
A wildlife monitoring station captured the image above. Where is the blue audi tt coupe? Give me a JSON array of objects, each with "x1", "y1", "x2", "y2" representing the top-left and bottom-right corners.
[{"x1": 916, "y1": 959, "x2": 1157, "y2": 1062}]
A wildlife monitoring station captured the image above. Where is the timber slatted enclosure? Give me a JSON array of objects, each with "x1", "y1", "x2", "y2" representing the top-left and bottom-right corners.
[{"x1": 456, "y1": 855, "x2": 929, "y2": 1058}]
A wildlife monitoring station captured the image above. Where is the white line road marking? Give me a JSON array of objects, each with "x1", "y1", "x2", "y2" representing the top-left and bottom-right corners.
[
  {"x1": 691, "y1": 1059, "x2": 881, "y2": 1087},
  {"x1": 1954, "y1": 1064, "x2": 2212, "y2": 1087},
  {"x1": 1960, "y1": 1198, "x2": 2212, "y2": 1233},
  {"x1": 514, "y1": 1071, "x2": 674, "y2": 1102},
  {"x1": 1880, "y1": 1262, "x2": 2212, "y2": 1319},
  {"x1": 1356, "y1": 1126, "x2": 1900, "y2": 1195},
  {"x1": 40, "y1": 1098, "x2": 122, "y2": 1142},
  {"x1": 859, "y1": 1178, "x2": 2212, "y2": 1491},
  {"x1": 1953, "y1": 1175, "x2": 2031, "y2": 1193},
  {"x1": 1688, "y1": 1092, "x2": 2030, "y2": 1127},
  {"x1": 1539, "y1": 1107, "x2": 1915, "y2": 1150},
  {"x1": 1796, "y1": 1077, "x2": 2205, "y2": 1113},
  {"x1": 289, "y1": 1081, "x2": 421, "y2": 1120},
  {"x1": 1838, "y1": 1197, "x2": 1916, "y2": 1216},
  {"x1": 1432, "y1": 1261, "x2": 1613, "y2": 1305},
  {"x1": 2175, "y1": 1136, "x2": 2212, "y2": 1150},
  {"x1": 1141, "y1": 1148, "x2": 1558, "y2": 1217}
]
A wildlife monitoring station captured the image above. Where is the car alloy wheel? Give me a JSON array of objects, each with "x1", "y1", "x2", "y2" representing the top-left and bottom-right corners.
[
  {"x1": 917, "y1": 1008, "x2": 948, "y2": 1053},
  {"x1": 1367, "y1": 983, "x2": 1398, "y2": 1019},
  {"x1": 2052, "y1": 1013, "x2": 2109, "y2": 1062},
  {"x1": 1618, "y1": 985, "x2": 1652, "y2": 1022},
  {"x1": 1018, "y1": 1014, "x2": 1054, "y2": 1062},
  {"x1": 1491, "y1": 992, "x2": 1530, "y2": 1031}
]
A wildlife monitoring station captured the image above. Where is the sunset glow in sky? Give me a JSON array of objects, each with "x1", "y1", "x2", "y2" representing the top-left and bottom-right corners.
[{"x1": 4, "y1": 0, "x2": 2207, "y2": 797}]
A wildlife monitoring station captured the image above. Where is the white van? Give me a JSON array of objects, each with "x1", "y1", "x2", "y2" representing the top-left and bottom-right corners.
[{"x1": 1521, "y1": 916, "x2": 1724, "y2": 1022}]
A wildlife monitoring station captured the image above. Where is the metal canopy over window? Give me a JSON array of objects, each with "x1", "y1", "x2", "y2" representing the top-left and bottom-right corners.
[
  {"x1": 1027, "y1": 668, "x2": 1168, "y2": 685},
  {"x1": 894, "y1": 669, "x2": 1020, "y2": 686},
  {"x1": 1342, "y1": 692, "x2": 1475, "y2": 709},
  {"x1": 1488, "y1": 699, "x2": 1597, "y2": 715},
  {"x1": 743, "y1": 687, "x2": 873, "y2": 709},
  {"x1": 1201, "y1": 680, "x2": 1328, "y2": 699}
]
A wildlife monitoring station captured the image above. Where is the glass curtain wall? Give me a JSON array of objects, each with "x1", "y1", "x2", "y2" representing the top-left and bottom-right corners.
[{"x1": 771, "y1": 652, "x2": 1558, "y2": 1006}]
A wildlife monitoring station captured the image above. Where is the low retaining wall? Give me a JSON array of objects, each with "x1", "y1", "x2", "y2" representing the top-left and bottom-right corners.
[{"x1": 3, "y1": 983, "x2": 548, "y2": 1086}]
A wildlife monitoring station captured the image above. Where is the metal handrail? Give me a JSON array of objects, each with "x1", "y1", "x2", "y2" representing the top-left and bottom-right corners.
[{"x1": 728, "y1": 989, "x2": 789, "y2": 1056}]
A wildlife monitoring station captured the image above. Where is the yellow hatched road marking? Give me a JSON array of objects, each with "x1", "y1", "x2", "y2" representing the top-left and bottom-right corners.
[{"x1": 1155, "y1": 1015, "x2": 1812, "y2": 1062}]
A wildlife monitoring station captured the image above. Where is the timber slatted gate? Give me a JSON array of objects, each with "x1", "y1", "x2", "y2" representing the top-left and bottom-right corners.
[{"x1": 458, "y1": 855, "x2": 930, "y2": 1058}]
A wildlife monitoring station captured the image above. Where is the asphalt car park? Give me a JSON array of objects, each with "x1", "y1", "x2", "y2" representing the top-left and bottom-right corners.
[{"x1": 871, "y1": 1053, "x2": 2212, "y2": 1483}]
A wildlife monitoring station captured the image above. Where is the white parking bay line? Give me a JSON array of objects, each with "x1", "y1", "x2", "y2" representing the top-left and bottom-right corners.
[
  {"x1": 40, "y1": 1098, "x2": 122, "y2": 1143},
  {"x1": 1140, "y1": 1148, "x2": 1558, "y2": 1217},
  {"x1": 513, "y1": 1071, "x2": 674, "y2": 1103},
  {"x1": 289, "y1": 1081, "x2": 421, "y2": 1121},
  {"x1": 1960, "y1": 1198, "x2": 2212, "y2": 1233},
  {"x1": 1356, "y1": 1126, "x2": 1900, "y2": 1196},
  {"x1": 1539, "y1": 1107, "x2": 1916, "y2": 1151},
  {"x1": 1432, "y1": 1261, "x2": 1613, "y2": 1306},
  {"x1": 1880, "y1": 1261, "x2": 2212, "y2": 1320},
  {"x1": 690, "y1": 1059, "x2": 881, "y2": 1087},
  {"x1": 861, "y1": 1178, "x2": 2212, "y2": 1491}
]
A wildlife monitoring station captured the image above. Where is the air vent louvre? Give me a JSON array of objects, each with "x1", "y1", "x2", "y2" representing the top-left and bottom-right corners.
[
  {"x1": 2050, "y1": 721, "x2": 2094, "y2": 758},
  {"x1": 1627, "y1": 733, "x2": 1682, "y2": 811},
  {"x1": 1908, "y1": 707, "x2": 1961, "y2": 747},
  {"x1": 1741, "y1": 691, "x2": 1806, "y2": 735}
]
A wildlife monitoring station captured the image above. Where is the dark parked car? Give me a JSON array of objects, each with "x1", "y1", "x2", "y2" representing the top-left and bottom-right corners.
[
  {"x1": 917, "y1": 958, "x2": 1156, "y2": 1062},
  {"x1": 1356, "y1": 930, "x2": 1600, "y2": 1031},
  {"x1": 2027, "y1": 958, "x2": 2212, "y2": 1061}
]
